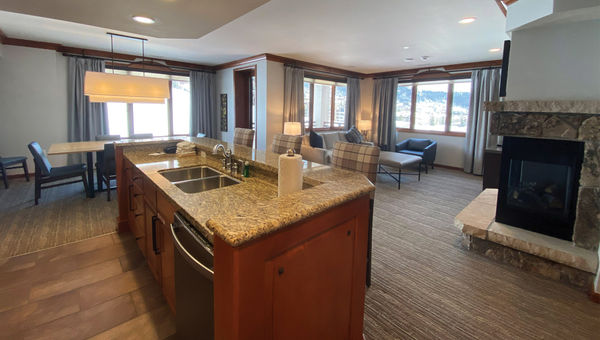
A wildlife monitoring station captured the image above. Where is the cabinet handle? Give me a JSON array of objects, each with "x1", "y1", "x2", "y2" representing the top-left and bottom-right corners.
[
  {"x1": 135, "y1": 213, "x2": 143, "y2": 217},
  {"x1": 152, "y1": 215, "x2": 160, "y2": 255},
  {"x1": 156, "y1": 212, "x2": 166, "y2": 225}
]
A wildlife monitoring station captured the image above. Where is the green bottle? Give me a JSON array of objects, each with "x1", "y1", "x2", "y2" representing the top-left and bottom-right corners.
[{"x1": 243, "y1": 161, "x2": 250, "y2": 177}]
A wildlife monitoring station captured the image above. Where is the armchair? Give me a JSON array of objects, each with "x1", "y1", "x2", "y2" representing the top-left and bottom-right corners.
[{"x1": 395, "y1": 138, "x2": 437, "y2": 173}]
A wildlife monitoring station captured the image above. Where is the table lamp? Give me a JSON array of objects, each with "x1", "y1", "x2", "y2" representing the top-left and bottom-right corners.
[
  {"x1": 357, "y1": 120, "x2": 372, "y2": 140},
  {"x1": 283, "y1": 122, "x2": 302, "y2": 136}
]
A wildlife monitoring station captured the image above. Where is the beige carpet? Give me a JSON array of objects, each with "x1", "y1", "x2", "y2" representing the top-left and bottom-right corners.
[
  {"x1": 364, "y1": 167, "x2": 599, "y2": 340},
  {"x1": 0, "y1": 177, "x2": 117, "y2": 258}
]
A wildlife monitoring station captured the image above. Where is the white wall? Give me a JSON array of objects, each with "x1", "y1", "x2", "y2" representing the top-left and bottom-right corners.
[
  {"x1": 396, "y1": 131, "x2": 466, "y2": 169},
  {"x1": 265, "y1": 61, "x2": 284, "y2": 151},
  {"x1": 506, "y1": 19, "x2": 600, "y2": 100},
  {"x1": 0, "y1": 45, "x2": 69, "y2": 173}
]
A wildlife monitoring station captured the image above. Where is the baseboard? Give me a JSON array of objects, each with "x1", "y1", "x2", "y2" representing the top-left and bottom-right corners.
[
  {"x1": 5, "y1": 173, "x2": 30, "y2": 179},
  {"x1": 589, "y1": 289, "x2": 600, "y2": 304},
  {"x1": 432, "y1": 163, "x2": 464, "y2": 171}
]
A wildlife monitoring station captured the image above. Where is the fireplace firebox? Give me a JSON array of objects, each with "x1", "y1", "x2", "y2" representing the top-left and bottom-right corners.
[{"x1": 496, "y1": 137, "x2": 584, "y2": 241}]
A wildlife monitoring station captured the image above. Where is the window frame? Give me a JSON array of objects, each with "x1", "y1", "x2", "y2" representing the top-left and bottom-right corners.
[
  {"x1": 105, "y1": 68, "x2": 190, "y2": 137},
  {"x1": 304, "y1": 77, "x2": 347, "y2": 132},
  {"x1": 396, "y1": 76, "x2": 471, "y2": 137}
]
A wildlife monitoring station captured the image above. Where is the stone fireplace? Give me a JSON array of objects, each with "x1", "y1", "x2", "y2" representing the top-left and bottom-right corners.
[{"x1": 455, "y1": 100, "x2": 600, "y2": 293}]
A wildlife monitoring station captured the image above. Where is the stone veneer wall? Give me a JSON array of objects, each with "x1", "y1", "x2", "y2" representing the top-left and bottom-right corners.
[{"x1": 487, "y1": 101, "x2": 600, "y2": 251}]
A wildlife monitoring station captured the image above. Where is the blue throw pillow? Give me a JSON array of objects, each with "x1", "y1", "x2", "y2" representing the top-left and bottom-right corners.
[
  {"x1": 408, "y1": 139, "x2": 431, "y2": 151},
  {"x1": 309, "y1": 130, "x2": 324, "y2": 148},
  {"x1": 345, "y1": 126, "x2": 363, "y2": 144}
]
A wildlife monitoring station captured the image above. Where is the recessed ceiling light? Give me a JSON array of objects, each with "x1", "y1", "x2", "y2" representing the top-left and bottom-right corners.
[
  {"x1": 458, "y1": 17, "x2": 476, "y2": 24},
  {"x1": 420, "y1": 56, "x2": 430, "y2": 61},
  {"x1": 132, "y1": 16, "x2": 155, "y2": 24},
  {"x1": 404, "y1": 57, "x2": 414, "y2": 62},
  {"x1": 489, "y1": 48, "x2": 502, "y2": 52},
  {"x1": 403, "y1": 46, "x2": 410, "y2": 50}
]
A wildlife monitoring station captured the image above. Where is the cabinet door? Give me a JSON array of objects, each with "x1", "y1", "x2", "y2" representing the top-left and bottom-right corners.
[
  {"x1": 144, "y1": 203, "x2": 162, "y2": 284},
  {"x1": 269, "y1": 219, "x2": 355, "y2": 340}
]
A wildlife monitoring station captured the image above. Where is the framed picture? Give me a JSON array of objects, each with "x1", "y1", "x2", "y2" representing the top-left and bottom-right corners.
[{"x1": 220, "y1": 93, "x2": 228, "y2": 132}]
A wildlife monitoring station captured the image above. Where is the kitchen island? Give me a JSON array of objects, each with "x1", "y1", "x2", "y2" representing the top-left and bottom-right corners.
[{"x1": 114, "y1": 137, "x2": 375, "y2": 340}]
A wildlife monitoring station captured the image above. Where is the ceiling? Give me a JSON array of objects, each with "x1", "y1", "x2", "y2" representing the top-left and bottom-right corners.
[{"x1": 0, "y1": 0, "x2": 509, "y2": 73}]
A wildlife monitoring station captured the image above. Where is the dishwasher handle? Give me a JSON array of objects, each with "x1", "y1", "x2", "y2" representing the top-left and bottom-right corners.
[{"x1": 171, "y1": 222, "x2": 214, "y2": 280}]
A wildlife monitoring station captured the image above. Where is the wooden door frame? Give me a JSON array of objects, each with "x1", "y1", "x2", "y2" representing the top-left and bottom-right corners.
[{"x1": 234, "y1": 65, "x2": 257, "y2": 147}]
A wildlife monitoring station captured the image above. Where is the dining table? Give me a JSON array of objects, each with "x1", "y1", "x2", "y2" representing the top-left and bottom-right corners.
[{"x1": 47, "y1": 140, "x2": 117, "y2": 198}]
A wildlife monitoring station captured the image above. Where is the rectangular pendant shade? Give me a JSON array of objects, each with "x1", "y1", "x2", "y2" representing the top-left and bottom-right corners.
[{"x1": 84, "y1": 71, "x2": 170, "y2": 104}]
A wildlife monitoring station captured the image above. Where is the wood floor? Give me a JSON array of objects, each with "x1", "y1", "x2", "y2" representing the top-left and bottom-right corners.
[
  {"x1": 0, "y1": 232, "x2": 175, "y2": 340},
  {"x1": 0, "y1": 169, "x2": 598, "y2": 339}
]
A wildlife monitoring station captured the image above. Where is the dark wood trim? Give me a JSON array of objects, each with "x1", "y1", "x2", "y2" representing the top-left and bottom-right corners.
[
  {"x1": 409, "y1": 85, "x2": 417, "y2": 130},
  {"x1": 106, "y1": 61, "x2": 190, "y2": 77},
  {"x1": 445, "y1": 83, "x2": 454, "y2": 132},
  {"x1": 494, "y1": 0, "x2": 508, "y2": 16},
  {"x1": 1, "y1": 35, "x2": 212, "y2": 71},
  {"x1": 398, "y1": 71, "x2": 472, "y2": 84},
  {"x1": 265, "y1": 53, "x2": 363, "y2": 78},
  {"x1": 397, "y1": 128, "x2": 466, "y2": 138},
  {"x1": 213, "y1": 54, "x2": 268, "y2": 70},
  {"x1": 0, "y1": 29, "x2": 7, "y2": 44},
  {"x1": 589, "y1": 289, "x2": 600, "y2": 304},
  {"x1": 368, "y1": 60, "x2": 502, "y2": 79}
]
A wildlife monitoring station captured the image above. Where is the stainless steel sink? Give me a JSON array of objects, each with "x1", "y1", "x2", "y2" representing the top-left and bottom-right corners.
[
  {"x1": 175, "y1": 175, "x2": 240, "y2": 194},
  {"x1": 159, "y1": 166, "x2": 221, "y2": 182}
]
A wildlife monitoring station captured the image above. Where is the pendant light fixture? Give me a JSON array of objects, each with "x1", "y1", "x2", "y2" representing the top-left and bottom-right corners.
[{"x1": 84, "y1": 33, "x2": 170, "y2": 104}]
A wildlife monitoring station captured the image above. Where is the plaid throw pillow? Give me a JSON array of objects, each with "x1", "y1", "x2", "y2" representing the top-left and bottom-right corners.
[{"x1": 345, "y1": 126, "x2": 363, "y2": 144}]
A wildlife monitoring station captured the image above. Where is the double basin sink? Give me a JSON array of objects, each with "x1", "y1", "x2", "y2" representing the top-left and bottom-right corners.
[{"x1": 159, "y1": 166, "x2": 240, "y2": 194}]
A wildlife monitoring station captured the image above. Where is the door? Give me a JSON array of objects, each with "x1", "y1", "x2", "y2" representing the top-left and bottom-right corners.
[{"x1": 234, "y1": 66, "x2": 257, "y2": 147}]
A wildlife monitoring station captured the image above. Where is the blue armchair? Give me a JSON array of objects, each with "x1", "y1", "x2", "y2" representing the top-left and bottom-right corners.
[{"x1": 395, "y1": 138, "x2": 437, "y2": 173}]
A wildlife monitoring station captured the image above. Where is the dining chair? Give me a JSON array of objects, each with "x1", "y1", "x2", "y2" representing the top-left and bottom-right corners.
[
  {"x1": 233, "y1": 128, "x2": 255, "y2": 147},
  {"x1": 95, "y1": 135, "x2": 120, "y2": 191},
  {"x1": 100, "y1": 143, "x2": 117, "y2": 201},
  {"x1": 27, "y1": 142, "x2": 89, "y2": 205},
  {"x1": 271, "y1": 134, "x2": 302, "y2": 154},
  {"x1": 0, "y1": 155, "x2": 30, "y2": 189},
  {"x1": 331, "y1": 141, "x2": 380, "y2": 287},
  {"x1": 130, "y1": 133, "x2": 153, "y2": 139}
]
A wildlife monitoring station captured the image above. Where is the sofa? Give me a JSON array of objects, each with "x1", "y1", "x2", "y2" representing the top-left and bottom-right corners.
[
  {"x1": 395, "y1": 138, "x2": 437, "y2": 170},
  {"x1": 301, "y1": 130, "x2": 373, "y2": 164}
]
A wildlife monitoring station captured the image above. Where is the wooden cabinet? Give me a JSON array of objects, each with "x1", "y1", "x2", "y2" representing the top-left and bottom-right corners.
[
  {"x1": 157, "y1": 192, "x2": 176, "y2": 313},
  {"x1": 214, "y1": 195, "x2": 370, "y2": 340},
  {"x1": 116, "y1": 148, "x2": 177, "y2": 314}
]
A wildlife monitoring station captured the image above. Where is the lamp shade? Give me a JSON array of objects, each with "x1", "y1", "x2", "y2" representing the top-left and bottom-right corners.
[
  {"x1": 358, "y1": 119, "x2": 372, "y2": 131},
  {"x1": 283, "y1": 122, "x2": 302, "y2": 136},
  {"x1": 84, "y1": 71, "x2": 170, "y2": 104}
]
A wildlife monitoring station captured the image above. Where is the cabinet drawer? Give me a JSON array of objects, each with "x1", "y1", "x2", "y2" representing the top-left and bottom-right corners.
[{"x1": 132, "y1": 167, "x2": 144, "y2": 191}]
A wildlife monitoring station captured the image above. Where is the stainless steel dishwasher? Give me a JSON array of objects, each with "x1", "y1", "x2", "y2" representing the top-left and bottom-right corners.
[{"x1": 171, "y1": 212, "x2": 214, "y2": 340}]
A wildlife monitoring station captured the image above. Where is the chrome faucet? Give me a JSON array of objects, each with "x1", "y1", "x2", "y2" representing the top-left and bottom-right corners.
[{"x1": 212, "y1": 144, "x2": 233, "y2": 171}]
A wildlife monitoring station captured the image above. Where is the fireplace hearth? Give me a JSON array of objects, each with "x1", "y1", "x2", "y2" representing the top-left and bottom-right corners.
[{"x1": 496, "y1": 136, "x2": 584, "y2": 241}]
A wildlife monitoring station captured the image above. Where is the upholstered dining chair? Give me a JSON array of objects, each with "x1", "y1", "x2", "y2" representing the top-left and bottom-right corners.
[
  {"x1": 95, "y1": 135, "x2": 120, "y2": 192},
  {"x1": 271, "y1": 134, "x2": 303, "y2": 154},
  {"x1": 0, "y1": 154, "x2": 29, "y2": 189},
  {"x1": 100, "y1": 143, "x2": 117, "y2": 201},
  {"x1": 233, "y1": 128, "x2": 255, "y2": 147},
  {"x1": 331, "y1": 141, "x2": 380, "y2": 287},
  {"x1": 27, "y1": 142, "x2": 88, "y2": 205}
]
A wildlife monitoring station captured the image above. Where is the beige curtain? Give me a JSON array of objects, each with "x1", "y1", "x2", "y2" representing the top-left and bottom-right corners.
[
  {"x1": 283, "y1": 66, "x2": 305, "y2": 134},
  {"x1": 464, "y1": 68, "x2": 501, "y2": 175}
]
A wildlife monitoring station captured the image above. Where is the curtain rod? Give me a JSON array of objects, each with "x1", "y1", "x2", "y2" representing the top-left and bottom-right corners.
[
  {"x1": 284, "y1": 63, "x2": 362, "y2": 80},
  {"x1": 373, "y1": 65, "x2": 501, "y2": 80},
  {"x1": 62, "y1": 52, "x2": 215, "y2": 73}
]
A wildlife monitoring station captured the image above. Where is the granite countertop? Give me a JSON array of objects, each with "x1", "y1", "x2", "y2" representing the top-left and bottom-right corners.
[{"x1": 121, "y1": 137, "x2": 375, "y2": 247}]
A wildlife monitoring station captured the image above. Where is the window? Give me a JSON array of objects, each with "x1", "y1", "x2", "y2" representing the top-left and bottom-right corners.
[
  {"x1": 395, "y1": 79, "x2": 472, "y2": 135},
  {"x1": 104, "y1": 69, "x2": 190, "y2": 137},
  {"x1": 303, "y1": 78, "x2": 347, "y2": 130}
]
